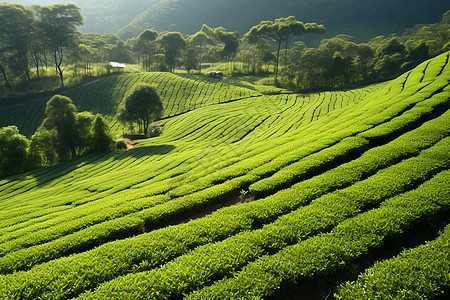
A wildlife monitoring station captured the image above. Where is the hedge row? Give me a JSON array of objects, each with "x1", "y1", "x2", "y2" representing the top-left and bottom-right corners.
[
  {"x1": 1, "y1": 110, "x2": 448, "y2": 298},
  {"x1": 188, "y1": 169, "x2": 449, "y2": 299},
  {"x1": 335, "y1": 224, "x2": 450, "y2": 300}
]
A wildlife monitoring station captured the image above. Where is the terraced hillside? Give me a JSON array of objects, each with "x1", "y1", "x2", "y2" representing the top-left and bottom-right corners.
[
  {"x1": 0, "y1": 52, "x2": 449, "y2": 299},
  {"x1": 0, "y1": 72, "x2": 260, "y2": 137}
]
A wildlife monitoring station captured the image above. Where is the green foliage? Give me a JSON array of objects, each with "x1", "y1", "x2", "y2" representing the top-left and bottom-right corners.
[
  {"x1": 0, "y1": 53, "x2": 448, "y2": 299},
  {"x1": 335, "y1": 224, "x2": 450, "y2": 299},
  {"x1": 293, "y1": 36, "x2": 373, "y2": 90},
  {"x1": 92, "y1": 114, "x2": 114, "y2": 152},
  {"x1": 0, "y1": 126, "x2": 30, "y2": 177},
  {"x1": 39, "y1": 95, "x2": 79, "y2": 160},
  {"x1": 29, "y1": 95, "x2": 114, "y2": 166},
  {"x1": 245, "y1": 16, "x2": 325, "y2": 81},
  {"x1": 157, "y1": 32, "x2": 187, "y2": 72},
  {"x1": 0, "y1": 3, "x2": 35, "y2": 90},
  {"x1": 115, "y1": 140, "x2": 127, "y2": 150},
  {"x1": 123, "y1": 83, "x2": 164, "y2": 136},
  {"x1": 33, "y1": 3, "x2": 83, "y2": 87}
]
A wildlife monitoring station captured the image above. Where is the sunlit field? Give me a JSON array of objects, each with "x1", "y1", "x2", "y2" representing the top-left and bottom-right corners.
[{"x1": 0, "y1": 52, "x2": 448, "y2": 299}]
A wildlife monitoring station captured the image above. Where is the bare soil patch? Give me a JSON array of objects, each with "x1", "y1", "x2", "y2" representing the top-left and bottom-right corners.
[{"x1": 141, "y1": 194, "x2": 254, "y2": 233}]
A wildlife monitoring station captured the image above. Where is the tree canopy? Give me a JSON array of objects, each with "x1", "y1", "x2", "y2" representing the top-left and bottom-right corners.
[
  {"x1": 0, "y1": 3, "x2": 35, "y2": 89},
  {"x1": 40, "y1": 94, "x2": 79, "y2": 159},
  {"x1": 123, "y1": 83, "x2": 164, "y2": 136},
  {"x1": 31, "y1": 95, "x2": 114, "y2": 164},
  {"x1": 34, "y1": 3, "x2": 83, "y2": 87},
  {"x1": 245, "y1": 16, "x2": 326, "y2": 81},
  {"x1": 0, "y1": 126, "x2": 30, "y2": 177},
  {"x1": 157, "y1": 32, "x2": 186, "y2": 73}
]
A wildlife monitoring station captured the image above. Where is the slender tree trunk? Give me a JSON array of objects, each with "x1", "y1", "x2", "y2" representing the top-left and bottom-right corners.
[
  {"x1": 30, "y1": 43, "x2": 42, "y2": 79},
  {"x1": 198, "y1": 47, "x2": 203, "y2": 73},
  {"x1": 31, "y1": 49, "x2": 40, "y2": 78},
  {"x1": 0, "y1": 64, "x2": 12, "y2": 90},
  {"x1": 43, "y1": 50, "x2": 49, "y2": 68},
  {"x1": 53, "y1": 47, "x2": 64, "y2": 88},
  {"x1": 284, "y1": 39, "x2": 289, "y2": 67},
  {"x1": 275, "y1": 40, "x2": 281, "y2": 83}
]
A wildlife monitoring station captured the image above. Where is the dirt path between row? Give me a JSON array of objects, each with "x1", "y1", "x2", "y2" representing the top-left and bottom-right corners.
[
  {"x1": 141, "y1": 194, "x2": 254, "y2": 233},
  {"x1": 123, "y1": 138, "x2": 135, "y2": 150}
]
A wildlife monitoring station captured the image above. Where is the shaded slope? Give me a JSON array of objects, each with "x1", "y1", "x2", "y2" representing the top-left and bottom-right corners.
[
  {"x1": 0, "y1": 72, "x2": 260, "y2": 137},
  {"x1": 117, "y1": 0, "x2": 449, "y2": 42}
]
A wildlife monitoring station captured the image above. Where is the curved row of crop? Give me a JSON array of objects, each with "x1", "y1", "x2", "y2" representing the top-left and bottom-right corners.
[
  {"x1": 1, "y1": 81, "x2": 446, "y2": 269},
  {"x1": 0, "y1": 52, "x2": 446, "y2": 268},
  {"x1": 0, "y1": 52, "x2": 448, "y2": 299},
  {"x1": 0, "y1": 91, "x2": 448, "y2": 297}
]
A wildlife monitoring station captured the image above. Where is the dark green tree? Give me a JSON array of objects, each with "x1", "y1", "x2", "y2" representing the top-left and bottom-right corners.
[
  {"x1": 137, "y1": 29, "x2": 158, "y2": 70},
  {"x1": 407, "y1": 41, "x2": 429, "y2": 67},
  {"x1": 117, "y1": 108, "x2": 135, "y2": 134},
  {"x1": 188, "y1": 30, "x2": 213, "y2": 72},
  {"x1": 200, "y1": 24, "x2": 219, "y2": 67},
  {"x1": 34, "y1": 3, "x2": 83, "y2": 87},
  {"x1": 0, "y1": 126, "x2": 30, "y2": 177},
  {"x1": 157, "y1": 32, "x2": 186, "y2": 72},
  {"x1": 184, "y1": 46, "x2": 198, "y2": 74},
  {"x1": 245, "y1": 16, "x2": 325, "y2": 82},
  {"x1": 0, "y1": 4, "x2": 35, "y2": 90},
  {"x1": 29, "y1": 18, "x2": 47, "y2": 79},
  {"x1": 215, "y1": 28, "x2": 240, "y2": 71},
  {"x1": 295, "y1": 36, "x2": 374, "y2": 90},
  {"x1": 373, "y1": 36, "x2": 408, "y2": 79},
  {"x1": 240, "y1": 35, "x2": 272, "y2": 74},
  {"x1": 75, "y1": 111, "x2": 95, "y2": 153},
  {"x1": 29, "y1": 128, "x2": 58, "y2": 166},
  {"x1": 39, "y1": 95, "x2": 79, "y2": 159},
  {"x1": 123, "y1": 83, "x2": 164, "y2": 136},
  {"x1": 91, "y1": 114, "x2": 114, "y2": 152}
]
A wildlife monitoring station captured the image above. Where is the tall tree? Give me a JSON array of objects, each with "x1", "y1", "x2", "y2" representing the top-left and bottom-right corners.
[
  {"x1": 188, "y1": 29, "x2": 213, "y2": 72},
  {"x1": 245, "y1": 16, "x2": 325, "y2": 82},
  {"x1": 0, "y1": 126, "x2": 30, "y2": 177},
  {"x1": 215, "y1": 27, "x2": 240, "y2": 71},
  {"x1": 137, "y1": 29, "x2": 158, "y2": 70},
  {"x1": 157, "y1": 32, "x2": 186, "y2": 73},
  {"x1": 34, "y1": 3, "x2": 83, "y2": 88},
  {"x1": 91, "y1": 114, "x2": 114, "y2": 152},
  {"x1": 39, "y1": 95, "x2": 79, "y2": 159},
  {"x1": 29, "y1": 18, "x2": 47, "y2": 79},
  {"x1": 200, "y1": 24, "x2": 219, "y2": 67},
  {"x1": 123, "y1": 83, "x2": 164, "y2": 136},
  {"x1": 0, "y1": 4, "x2": 35, "y2": 89}
]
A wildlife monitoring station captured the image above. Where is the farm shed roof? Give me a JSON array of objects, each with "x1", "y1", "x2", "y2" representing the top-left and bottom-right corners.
[{"x1": 110, "y1": 62, "x2": 127, "y2": 68}]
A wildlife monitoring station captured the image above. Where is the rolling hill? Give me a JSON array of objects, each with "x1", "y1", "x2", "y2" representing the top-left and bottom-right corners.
[
  {"x1": 116, "y1": 0, "x2": 450, "y2": 42},
  {"x1": 0, "y1": 52, "x2": 449, "y2": 299},
  {"x1": 6, "y1": 0, "x2": 449, "y2": 42}
]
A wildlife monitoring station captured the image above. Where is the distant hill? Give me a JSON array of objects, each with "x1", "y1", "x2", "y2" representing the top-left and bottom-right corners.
[
  {"x1": 5, "y1": 0, "x2": 159, "y2": 34},
  {"x1": 117, "y1": 0, "x2": 450, "y2": 44},
  {"x1": 5, "y1": 0, "x2": 450, "y2": 43}
]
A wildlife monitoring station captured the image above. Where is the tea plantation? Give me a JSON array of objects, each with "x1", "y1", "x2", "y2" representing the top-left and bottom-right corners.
[{"x1": 0, "y1": 52, "x2": 449, "y2": 299}]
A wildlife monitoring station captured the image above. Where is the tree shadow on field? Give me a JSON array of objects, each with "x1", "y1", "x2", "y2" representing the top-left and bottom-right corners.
[
  {"x1": 117, "y1": 144, "x2": 176, "y2": 159},
  {"x1": 13, "y1": 144, "x2": 176, "y2": 189}
]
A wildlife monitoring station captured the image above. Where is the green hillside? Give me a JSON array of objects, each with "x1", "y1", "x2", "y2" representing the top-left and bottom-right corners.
[
  {"x1": 117, "y1": 0, "x2": 449, "y2": 42},
  {"x1": 0, "y1": 52, "x2": 449, "y2": 299},
  {"x1": 0, "y1": 72, "x2": 260, "y2": 137}
]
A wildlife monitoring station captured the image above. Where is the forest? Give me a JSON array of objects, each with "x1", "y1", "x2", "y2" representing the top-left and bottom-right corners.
[{"x1": 1, "y1": 2, "x2": 450, "y2": 99}]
